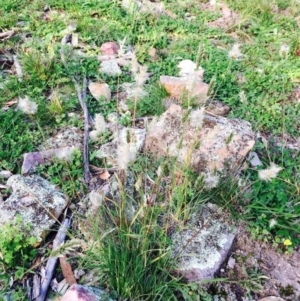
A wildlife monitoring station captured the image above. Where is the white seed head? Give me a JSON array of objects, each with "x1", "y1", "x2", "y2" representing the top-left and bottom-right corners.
[
  {"x1": 189, "y1": 107, "x2": 205, "y2": 128},
  {"x1": 269, "y1": 219, "x2": 277, "y2": 228},
  {"x1": 135, "y1": 65, "x2": 149, "y2": 87},
  {"x1": 279, "y1": 44, "x2": 290, "y2": 58},
  {"x1": 18, "y1": 97, "x2": 38, "y2": 115},
  {"x1": 131, "y1": 54, "x2": 140, "y2": 74},
  {"x1": 94, "y1": 114, "x2": 106, "y2": 133},
  {"x1": 117, "y1": 142, "x2": 136, "y2": 170},
  {"x1": 55, "y1": 146, "x2": 78, "y2": 162},
  {"x1": 258, "y1": 162, "x2": 283, "y2": 182},
  {"x1": 203, "y1": 173, "x2": 219, "y2": 189},
  {"x1": 228, "y1": 43, "x2": 243, "y2": 60}
]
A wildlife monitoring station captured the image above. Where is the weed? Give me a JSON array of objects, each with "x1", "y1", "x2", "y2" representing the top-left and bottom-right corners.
[
  {"x1": 0, "y1": 215, "x2": 37, "y2": 280},
  {"x1": 36, "y1": 150, "x2": 87, "y2": 200}
]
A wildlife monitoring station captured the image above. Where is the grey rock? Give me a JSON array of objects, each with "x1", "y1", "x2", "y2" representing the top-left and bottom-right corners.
[
  {"x1": 0, "y1": 175, "x2": 68, "y2": 245},
  {"x1": 0, "y1": 170, "x2": 13, "y2": 179},
  {"x1": 100, "y1": 60, "x2": 122, "y2": 76},
  {"x1": 171, "y1": 203, "x2": 236, "y2": 282},
  {"x1": 247, "y1": 151, "x2": 263, "y2": 167},
  {"x1": 22, "y1": 147, "x2": 76, "y2": 174}
]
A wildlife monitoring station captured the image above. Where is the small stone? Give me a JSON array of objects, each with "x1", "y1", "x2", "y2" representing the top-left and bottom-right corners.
[
  {"x1": 88, "y1": 82, "x2": 111, "y2": 101},
  {"x1": 227, "y1": 257, "x2": 236, "y2": 269},
  {"x1": 100, "y1": 60, "x2": 122, "y2": 76},
  {"x1": 148, "y1": 48, "x2": 157, "y2": 60},
  {"x1": 247, "y1": 151, "x2": 263, "y2": 167},
  {"x1": 0, "y1": 170, "x2": 13, "y2": 179},
  {"x1": 160, "y1": 76, "x2": 208, "y2": 104},
  {"x1": 178, "y1": 60, "x2": 204, "y2": 80},
  {"x1": 61, "y1": 284, "x2": 114, "y2": 301},
  {"x1": 100, "y1": 42, "x2": 120, "y2": 55},
  {"x1": 206, "y1": 100, "x2": 231, "y2": 116}
]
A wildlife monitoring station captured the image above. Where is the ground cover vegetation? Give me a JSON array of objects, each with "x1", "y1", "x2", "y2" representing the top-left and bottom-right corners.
[{"x1": 0, "y1": 0, "x2": 299, "y2": 300}]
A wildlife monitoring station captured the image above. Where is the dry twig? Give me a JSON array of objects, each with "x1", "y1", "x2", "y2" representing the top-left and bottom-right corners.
[
  {"x1": 60, "y1": 34, "x2": 92, "y2": 182},
  {"x1": 0, "y1": 30, "x2": 15, "y2": 40},
  {"x1": 37, "y1": 218, "x2": 71, "y2": 301}
]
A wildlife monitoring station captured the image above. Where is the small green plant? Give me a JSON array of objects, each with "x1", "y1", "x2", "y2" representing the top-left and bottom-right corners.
[
  {"x1": 36, "y1": 150, "x2": 87, "y2": 200},
  {"x1": 0, "y1": 215, "x2": 37, "y2": 279}
]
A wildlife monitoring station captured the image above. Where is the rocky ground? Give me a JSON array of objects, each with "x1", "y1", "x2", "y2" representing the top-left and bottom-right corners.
[{"x1": 0, "y1": 0, "x2": 299, "y2": 300}]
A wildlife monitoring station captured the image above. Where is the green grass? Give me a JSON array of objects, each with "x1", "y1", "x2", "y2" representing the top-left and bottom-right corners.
[{"x1": 1, "y1": 0, "x2": 300, "y2": 299}]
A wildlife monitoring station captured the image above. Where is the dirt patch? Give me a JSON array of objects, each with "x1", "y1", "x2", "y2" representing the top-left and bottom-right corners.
[{"x1": 224, "y1": 224, "x2": 300, "y2": 300}]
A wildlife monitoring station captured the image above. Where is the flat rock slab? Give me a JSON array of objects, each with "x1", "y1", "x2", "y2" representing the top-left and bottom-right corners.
[
  {"x1": 0, "y1": 175, "x2": 68, "y2": 245},
  {"x1": 171, "y1": 203, "x2": 236, "y2": 282},
  {"x1": 22, "y1": 147, "x2": 75, "y2": 174},
  {"x1": 145, "y1": 104, "x2": 255, "y2": 174}
]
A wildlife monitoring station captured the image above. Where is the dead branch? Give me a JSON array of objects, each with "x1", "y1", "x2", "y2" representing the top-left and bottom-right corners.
[
  {"x1": 82, "y1": 77, "x2": 91, "y2": 182},
  {"x1": 0, "y1": 30, "x2": 15, "y2": 40},
  {"x1": 36, "y1": 218, "x2": 71, "y2": 301},
  {"x1": 60, "y1": 34, "x2": 92, "y2": 182}
]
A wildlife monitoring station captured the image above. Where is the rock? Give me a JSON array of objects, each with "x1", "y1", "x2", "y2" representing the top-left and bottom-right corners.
[
  {"x1": 145, "y1": 104, "x2": 255, "y2": 174},
  {"x1": 178, "y1": 60, "x2": 204, "y2": 80},
  {"x1": 247, "y1": 151, "x2": 263, "y2": 167},
  {"x1": 121, "y1": 82, "x2": 148, "y2": 99},
  {"x1": 0, "y1": 175, "x2": 68, "y2": 245},
  {"x1": 258, "y1": 296, "x2": 285, "y2": 301},
  {"x1": 100, "y1": 60, "x2": 122, "y2": 76},
  {"x1": 88, "y1": 82, "x2": 111, "y2": 101},
  {"x1": 148, "y1": 47, "x2": 157, "y2": 60},
  {"x1": 22, "y1": 147, "x2": 77, "y2": 174},
  {"x1": 0, "y1": 170, "x2": 13, "y2": 179},
  {"x1": 227, "y1": 256, "x2": 236, "y2": 269},
  {"x1": 100, "y1": 42, "x2": 119, "y2": 55},
  {"x1": 160, "y1": 76, "x2": 209, "y2": 104},
  {"x1": 39, "y1": 127, "x2": 83, "y2": 150},
  {"x1": 171, "y1": 203, "x2": 236, "y2": 282},
  {"x1": 61, "y1": 284, "x2": 114, "y2": 301},
  {"x1": 206, "y1": 100, "x2": 230, "y2": 116}
]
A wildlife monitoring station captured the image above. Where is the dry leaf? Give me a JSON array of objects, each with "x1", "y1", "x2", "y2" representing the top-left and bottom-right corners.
[
  {"x1": 99, "y1": 170, "x2": 111, "y2": 180},
  {"x1": 59, "y1": 255, "x2": 77, "y2": 286}
]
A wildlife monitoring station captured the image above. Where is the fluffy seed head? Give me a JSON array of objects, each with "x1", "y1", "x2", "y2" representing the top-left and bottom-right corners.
[
  {"x1": 279, "y1": 44, "x2": 290, "y2": 58},
  {"x1": 18, "y1": 97, "x2": 38, "y2": 115},
  {"x1": 228, "y1": 43, "x2": 243, "y2": 60},
  {"x1": 258, "y1": 162, "x2": 283, "y2": 182},
  {"x1": 56, "y1": 146, "x2": 78, "y2": 162},
  {"x1": 203, "y1": 173, "x2": 219, "y2": 189},
  {"x1": 189, "y1": 107, "x2": 205, "y2": 128}
]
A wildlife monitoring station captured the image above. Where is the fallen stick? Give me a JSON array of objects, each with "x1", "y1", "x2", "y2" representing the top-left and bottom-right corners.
[
  {"x1": 82, "y1": 77, "x2": 91, "y2": 182},
  {"x1": 36, "y1": 218, "x2": 71, "y2": 301},
  {"x1": 0, "y1": 30, "x2": 15, "y2": 40},
  {"x1": 60, "y1": 35, "x2": 92, "y2": 182}
]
